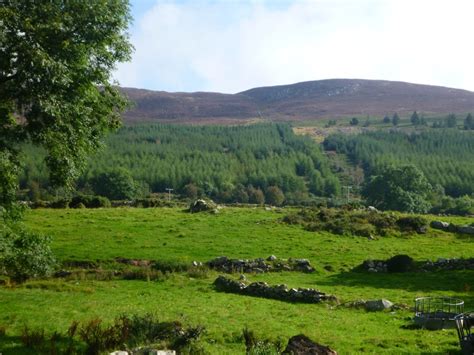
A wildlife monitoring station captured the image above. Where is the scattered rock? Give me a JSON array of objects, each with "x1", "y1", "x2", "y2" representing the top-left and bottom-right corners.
[
  {"x1": 365, "y1": 299, "x2": 394, "y2": 312},
  {"x1": 367, "y1": 206, "x2": 378, "y2": 212},
  {"x1": 283, "y1": 334, "x2": 337, "y2": 355},
  {"x1": 267, "y1": 255, "x2": 277, "y2": 261}
]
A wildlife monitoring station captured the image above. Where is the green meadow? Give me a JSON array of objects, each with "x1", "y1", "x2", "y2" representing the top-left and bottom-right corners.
[{"x1": 1, "y1": 207, "x2": 473, "y2": 354}]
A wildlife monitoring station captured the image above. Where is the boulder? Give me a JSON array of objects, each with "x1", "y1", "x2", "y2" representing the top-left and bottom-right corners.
[
  {"x1": 283, "y1": 334, "x2": 337, "y2": 355},
  {"x1": 189, "y1": 199, "x2": 217, "y2": 213},
  {"x1": 364, "y1": 299, "x2": 393, "y2": 312},
  {"x1": 430, "y1": 221, "x2": 450, "y2": 230}
]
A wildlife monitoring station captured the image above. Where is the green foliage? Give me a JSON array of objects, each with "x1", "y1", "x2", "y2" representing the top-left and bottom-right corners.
[
  {"x1": 383, "y1": 116, "x2": 391, "y2": 124},
  {"x1": 90, "y1": 168, "x2": 138, "y2": 200},
  {"x1": 431, "y1": 195, "x2": 474, "y2": 216},
  {"x1": 324, "y1": 130, "x2": 474, "y2": 197},
  {"x1": 464, "y1": 113, "x2": 474, "y2": 130},
  {"x1": 410, "y1": 111, "x2": 420, "y2": 125},
  {"x1": 362, "y1": 165, "x2": 432, "y2": 213},
  {"x1": 19, "y1": 314, "x2": 205, "y2": 354},
  {"x1": 265, "y1": 186, "x2": 285, "y2": 206},
  {"x1": 445, "y1": 113, "x2": 457, "y2": 128},
  {"x1": 283, "y1": 208, "x2": 404, "y2": 237},
  {"x1": 395, "y1": 216, "x2": 428, "y2": 233},
  {"x1": 350, "y1": 117, "x2": 359, "y2": 126},
  {"x1": 0, "y1": 225, "x2": 56, "y2": 282},
  {"x1": 391, "y1": 113, "x2": 400, "y2": 126},
  {"x1": 23, "y1": 123, "x2": 340, "y2": 203},
  {"x1": 70, "y1": 195, "x2": 111, "y2": 209},
  {"x1": 0, "y1": 1, "x2": 132, "y2": 212}
]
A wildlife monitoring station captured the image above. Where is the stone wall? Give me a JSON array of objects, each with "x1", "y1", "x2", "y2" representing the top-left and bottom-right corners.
[
  {"x1": 213, "y1": 275, "x2": 336, "y2": 303},
  {"x1": 207, "y1": 256, "x2": 315, "y2": 274}
]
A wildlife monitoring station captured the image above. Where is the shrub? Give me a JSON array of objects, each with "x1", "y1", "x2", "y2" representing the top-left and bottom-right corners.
[
  {"x1": 49, "y1": 198, "x2": 71, "y2": 208},
  {"x1": 386, "y1": 254, "x2": 414, "y2": 273},
  {"x1": 21, "y1": 326, "x2": 46, "y2": 350},
  {"x1": 70, "y1": 195, "x2": 111, "y2": 209},
  {"x1": 396, "y1": 216, "x2": 428, "y2": 233},
  {"x1": 0, "y1": 226, "x2": 56, "y2": 282}
]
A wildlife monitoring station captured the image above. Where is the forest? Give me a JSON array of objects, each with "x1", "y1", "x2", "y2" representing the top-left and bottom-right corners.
[
  {"x1": 323, "y1": 129, "x2": 474, "y2": 197},
  {"x1": 20, "y1": 123, "x2": 340, "y2": 205}
]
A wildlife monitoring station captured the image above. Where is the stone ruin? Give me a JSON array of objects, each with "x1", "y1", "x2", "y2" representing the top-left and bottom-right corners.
[
  {"x1": 206, "y1": 255, "x2": 315, "y2": 274},
  {"x1": 213, "y1": 275, "x2": 336, "y2": 303}
]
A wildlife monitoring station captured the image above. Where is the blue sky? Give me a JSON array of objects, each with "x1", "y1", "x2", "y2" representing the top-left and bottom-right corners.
[{"x1": 114, "y1": 0, "x2": 474, "y2": 93}]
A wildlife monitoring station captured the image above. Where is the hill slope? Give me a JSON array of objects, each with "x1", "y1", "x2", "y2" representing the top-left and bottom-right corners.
[{"x1": 121, "y1": 79, "x2": 474, "y2": 123}]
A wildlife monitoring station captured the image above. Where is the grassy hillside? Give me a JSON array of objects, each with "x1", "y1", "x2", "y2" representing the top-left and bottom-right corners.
[{"x1": 0, "y1": 207, "x2": 473, "y2": 354}]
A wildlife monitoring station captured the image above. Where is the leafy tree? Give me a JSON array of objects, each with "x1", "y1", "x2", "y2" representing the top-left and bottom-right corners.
[
  {"x1": 362, "y1": 165, "x2": 432, "y2": 213},
  {"x1": 0, "y1": 1, "x2": 132, "y2": 216},
  {"x1": 465, "y1": 113, "x2": 474, "y2": 130},
  {"x1": 183, "y1": 183, "x2": 199, "y2": 199},
  {"x1": 265, "y1": 186, "x2": 285, "y2": 206},
  {"x1": 350, "y1": 117, "x2": 359, "y2": 126},
  {"x1": 248, "y1": 186, "x2": 265, "y2": 205},
  {"x1": 445, "y1": 113, "x2": 457, "y2": 128},
  {"x1": 383, "y1": 116, "x2": 391, "y2": 124},
  {"x1": 91, "y1": 168, "x2": 137, "y2": 200},
  {"x1": 410, "y1": 111, "x2": 420, "y2": 125},
  {"x1": 392, "y1": 113, "x2": 400, "y2": 126},
  {"x1": 0, "y1": 2, "x2": 132, "y2": 281}
]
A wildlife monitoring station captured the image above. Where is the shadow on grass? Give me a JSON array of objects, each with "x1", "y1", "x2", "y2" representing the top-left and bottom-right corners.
[{"x1": 319, "y1": 270, "x2": 474, "y2": 294}]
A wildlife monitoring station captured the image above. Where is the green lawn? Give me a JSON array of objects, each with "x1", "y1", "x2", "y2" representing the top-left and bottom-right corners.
[{"x1": 1, "y1": 207, "x2": 473, "y2": 354}]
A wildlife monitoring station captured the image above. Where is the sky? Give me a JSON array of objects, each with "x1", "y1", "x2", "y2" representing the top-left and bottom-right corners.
[{"x1": 114, "y1": 0, "x2": 474, "y2": 94}]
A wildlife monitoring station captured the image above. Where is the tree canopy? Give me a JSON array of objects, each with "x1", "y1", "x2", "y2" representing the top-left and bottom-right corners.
[
  {"x1": 362, "y1": 165, "x2": 432, "y2": 213},
  {"x1": 0, "y1": 1, "x2": 132, "y2": 218}
]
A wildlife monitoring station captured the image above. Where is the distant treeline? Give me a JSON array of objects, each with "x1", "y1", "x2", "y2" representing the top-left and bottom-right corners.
[
  {"x1": 323, "y1": 129, "x2": 474, "y2": 197},
  {"x1": 20, "y1": 123, "x2": 340, "y2": 204}
]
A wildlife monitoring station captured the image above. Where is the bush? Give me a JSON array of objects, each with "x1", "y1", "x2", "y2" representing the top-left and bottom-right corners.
[
  {"x1": 386, "y1": 254, "x2": 414, "y2": 273},
  {"x1": 0, "y1": 226, "x2": 56, "y2": 282},
  {"x1": 70, "y1": 195, "x2": 111, "y2": 209},
  {"x1": 396, "y1": 216, "x2": 428, "y2": 233}
]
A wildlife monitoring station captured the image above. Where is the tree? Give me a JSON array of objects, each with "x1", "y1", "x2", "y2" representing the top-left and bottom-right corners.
[
  {"x1": 410, "y1": 111, "x2": 420, "y2": 125},
  {"x1": 0, "y1": 1, "x2": 132, "y2": 217},
  {"x1": 362, "y1": 165, "x2": 432, "y2": 213},
  {"x1": 0, "y1": 2, "x2": 132, "y2": 281},
  {"x1": 445, "y1": 113, "x2": 457, "y2": 128},
  {"x1": 383, "y1": 116, "x2": 391, "y2": 124},
  {"x1": 265, "y1": 186, "x2": 285, "y2": 206},
  {"x1": 464, "y1": 113, "x2": 474, "y2": 130},
  {"x1": 91, "y1": 168, "x2": 137, "y2": 200},
  {"x1": 350, "y1": 117, "x2": 359, "y2": 126},
  {"x1": 392, "y1": 113, "x2": 400, "y2": 126}
]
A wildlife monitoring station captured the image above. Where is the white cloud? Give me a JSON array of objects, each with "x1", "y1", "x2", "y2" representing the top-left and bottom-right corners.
[{"x1": 115, "y1": 0, "x2": 474, "y2": 93}]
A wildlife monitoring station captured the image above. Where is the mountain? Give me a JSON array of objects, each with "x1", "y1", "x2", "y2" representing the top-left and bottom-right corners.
[{"x1": 120, "y1": 79, "x2": 474, "y2": 123}]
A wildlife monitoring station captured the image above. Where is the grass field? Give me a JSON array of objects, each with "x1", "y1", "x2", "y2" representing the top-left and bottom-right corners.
[{"x1": 1, "y1": 207, "x2": 473, "y2": 354}]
